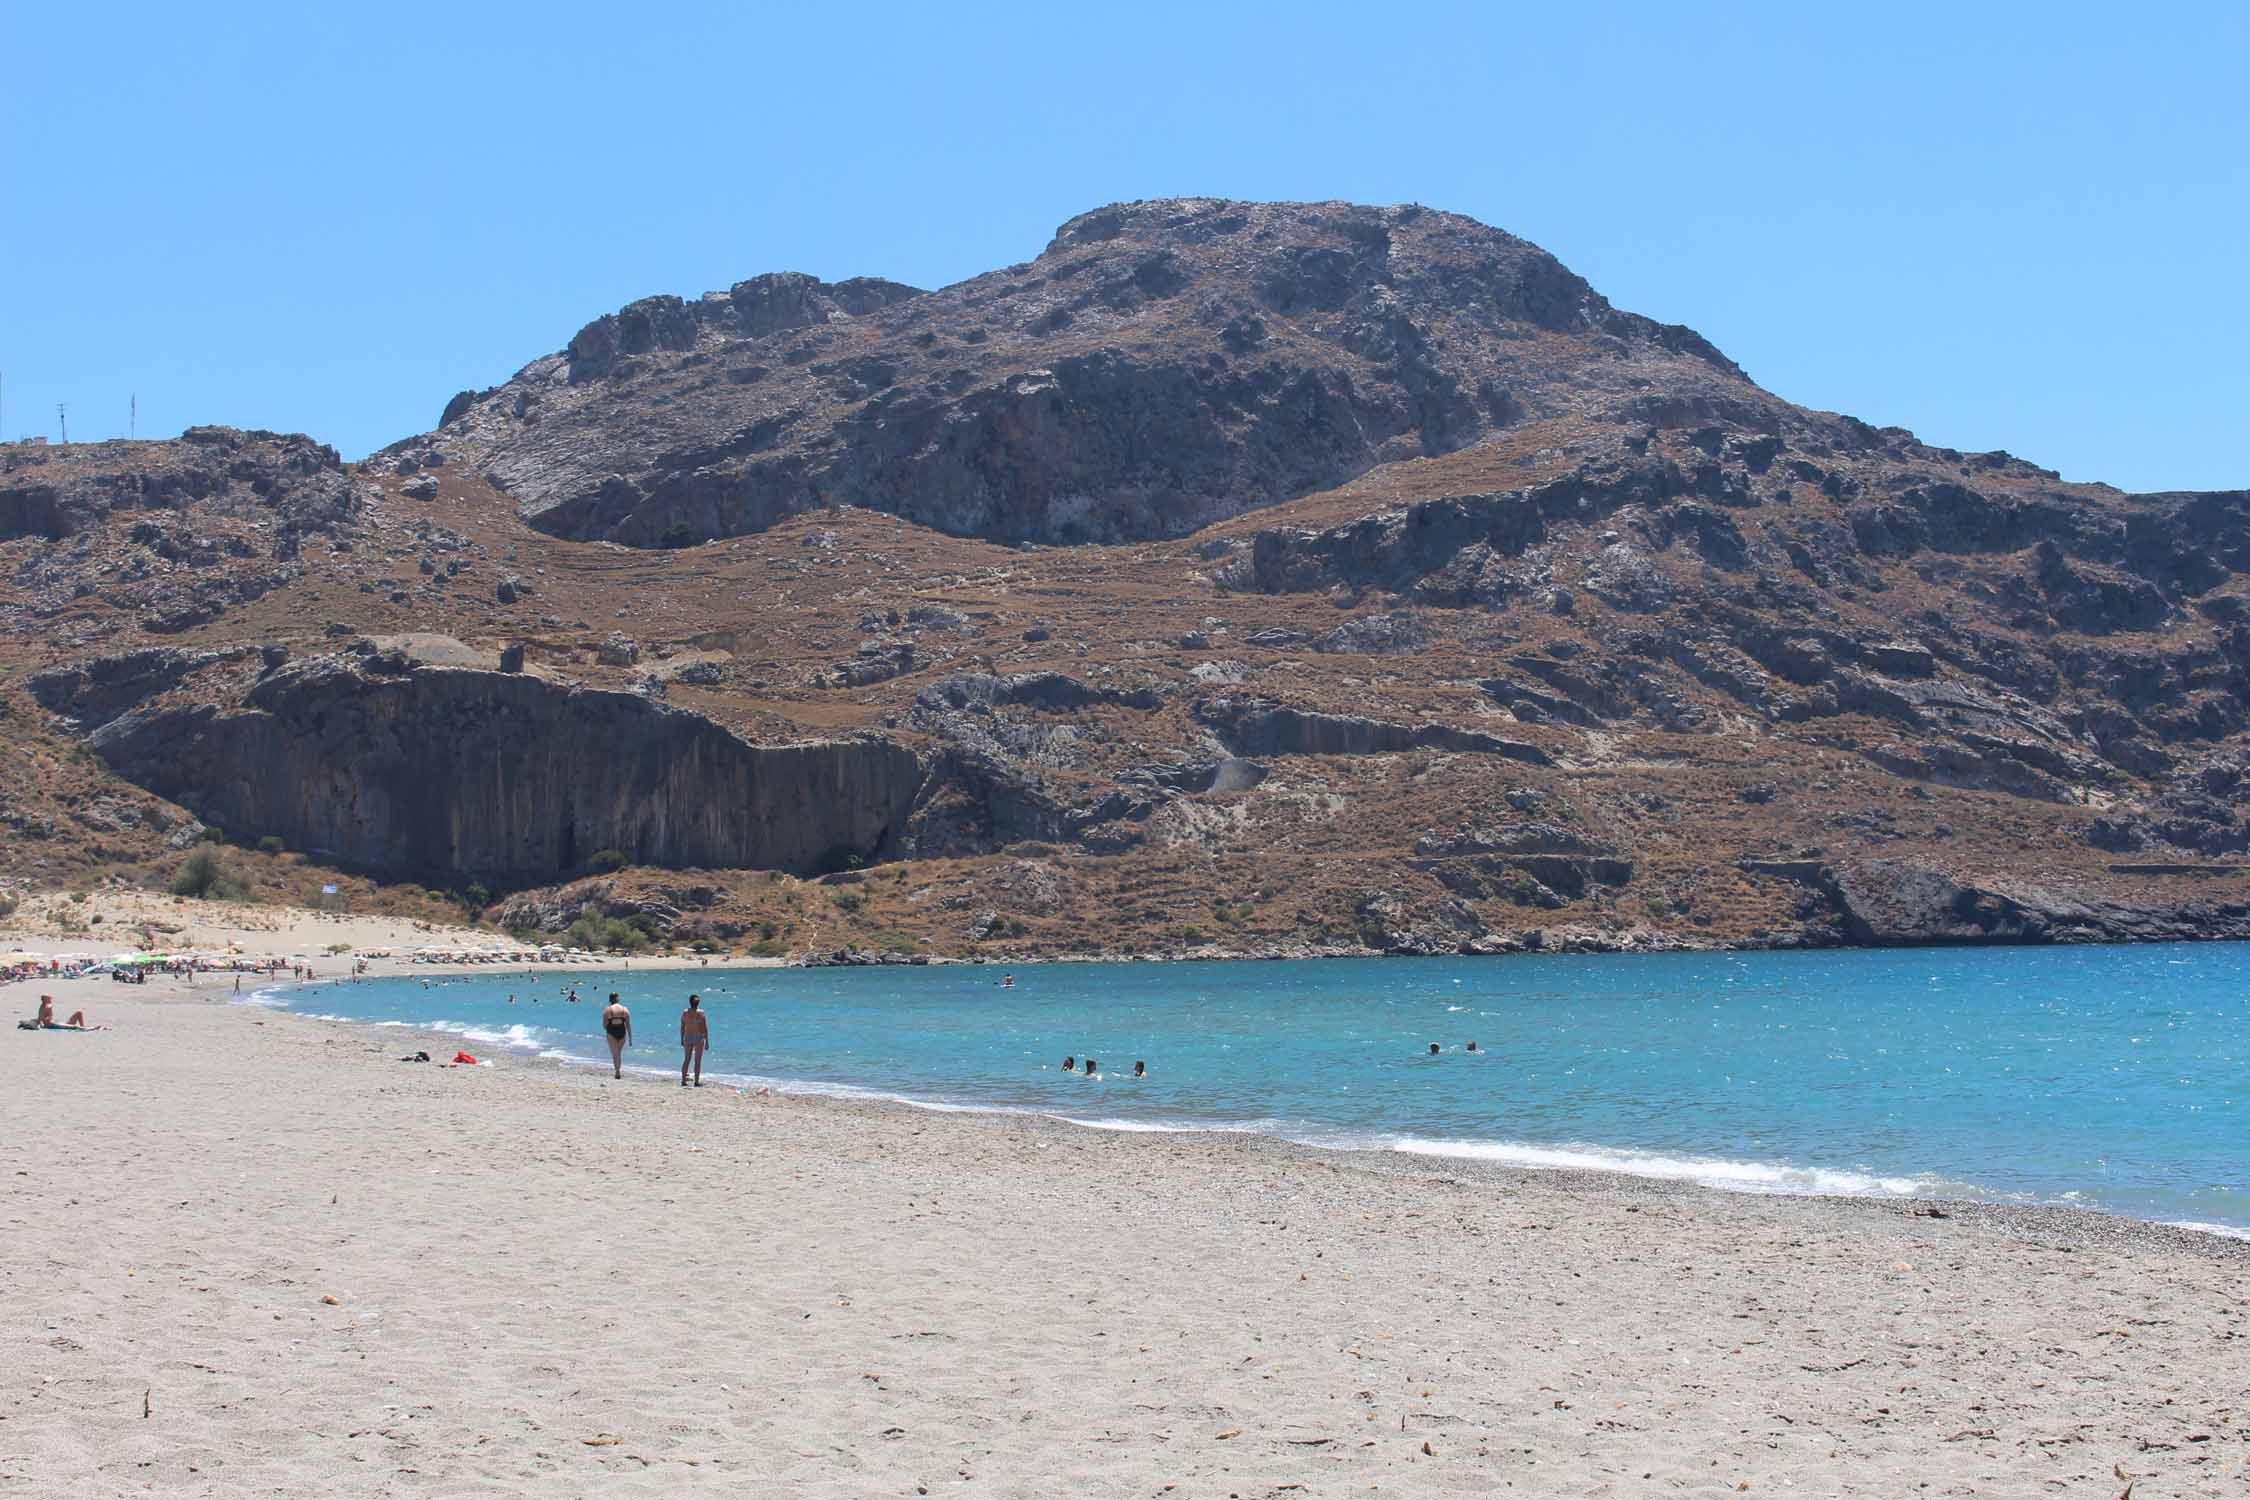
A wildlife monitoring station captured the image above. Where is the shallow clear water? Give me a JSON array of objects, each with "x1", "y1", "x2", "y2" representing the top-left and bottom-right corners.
[{"x1": 266, "y1": 944, "x2": 2250, "y2": 1231}]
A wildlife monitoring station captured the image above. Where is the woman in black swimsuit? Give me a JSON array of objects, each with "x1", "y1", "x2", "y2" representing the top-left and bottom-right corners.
[{"x1": 601, "y1": 994, "x2": 632, "y2": 1078}]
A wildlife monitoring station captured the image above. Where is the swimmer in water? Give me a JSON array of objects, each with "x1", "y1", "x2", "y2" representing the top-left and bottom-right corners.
[
  {"x1": 1429, "y1": 1042, "x2": 1441, "y2": 1055},
  {"x1": 1133, "y1": 1060, "x2": 1146, "y2": 1078},
  {"x1": 1061, "y1": 1055, "x2": 1075, "y2": 1072},
  {"x1": 1465, "y1": 1040, "x2": 1480, "y2": 1053},
  {"x1": 1083, "y1": 1057, "x2": 1098, "y2": 1076},
  {"x1": 1002, "y1": 973, "x2": 1015, "y2": 989}
]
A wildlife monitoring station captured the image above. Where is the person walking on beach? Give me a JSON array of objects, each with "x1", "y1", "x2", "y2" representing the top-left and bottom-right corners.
[
  {"x1": 601, "y1": 994, "x2": 632, "y2": 1079},
  {"x1": 680, "y1": 994, "x2": 709, "y2": 1088}
]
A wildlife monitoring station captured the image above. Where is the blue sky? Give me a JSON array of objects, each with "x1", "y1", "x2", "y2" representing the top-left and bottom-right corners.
[{"x1": 5, "y1": 3, "x2": 2244, "y2": 490}]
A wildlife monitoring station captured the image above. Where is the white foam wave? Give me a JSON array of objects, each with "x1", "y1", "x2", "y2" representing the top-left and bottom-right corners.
[
  {"x1": 2165, "y1": 1219, "x2": 2250, "y2": 1242},
  {"x1": 1060, "y1": 1116, "x2": 1204, "y2": 1133},
  {"x1": 1389, "y1": 1135, "x2": 1929, "y2": 1198},
  {"x1": 452, "y1": 1022, "x2": 548, "y2": 1050}
]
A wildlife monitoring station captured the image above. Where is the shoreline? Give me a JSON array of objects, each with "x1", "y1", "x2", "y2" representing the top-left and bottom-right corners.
[
  {"x1": 19, "y1": 921, "x2": 2250, "y2": 1248},
  {"x1": 14, "y1": 889, "x2": 2250, "y2": 985},
  {"x1": 799, "y1": 925, "x2": 2250, "y2": 967},
  {"x1": 255, "y1": 971, "x2": 2250, "y2": 1259}
]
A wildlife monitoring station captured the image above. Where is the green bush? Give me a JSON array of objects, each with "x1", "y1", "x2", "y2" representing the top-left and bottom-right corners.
[
  {"x1": 748, "y1": 937, "x2": 787, "y2": 958},
  {"x1": 0, "y1": 892, "x2": 19, "y2": 918},
  {"x1": 873, "y1": 930, "x2": 917, "y2": 953},
  {"x1": 582, "y1": 849, "x2": 628, "y2": 876},
  {"x1": 462, "y1": 882, "x2": 492, "y2": 910},
  {"x1": 757, "y1": 921, "x2": 779, "y2": 941},
  {"x1": 829, "y1": 889, "x2": 865, "y2": 915},
  {"x1": 326, "y1": 942, "x2": 352, "y2": 955},
  {"x1": 199, "y1": 827, "x2": 225, "y2": 844},
  {"x1": 563, "y1": 912, "x2": 649, "y2": 952},
  {"x1": 69, "y1": 890, "x2": 88, "y2": 904},
  {"x1": 257, "y1": 835, "x2": 286, "y2": 854},
  {"x1": 170, "y1": 846, "x2": 249, "y2": 901}
]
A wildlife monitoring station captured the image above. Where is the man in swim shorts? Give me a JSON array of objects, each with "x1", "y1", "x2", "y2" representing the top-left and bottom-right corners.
[{"x1": 679, "y1": 993, "x2": 709, "y2": 1087}]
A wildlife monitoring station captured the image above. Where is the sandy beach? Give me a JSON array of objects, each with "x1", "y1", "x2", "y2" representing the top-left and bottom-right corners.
[
  {"x1": 4, "y1": 967, "x2": 2246, "y2": 1498},
  {"x1": 0, "y1": 891, "x2": 752, "y2": 983}
]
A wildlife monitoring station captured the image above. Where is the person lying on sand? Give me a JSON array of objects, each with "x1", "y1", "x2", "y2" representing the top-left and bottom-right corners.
[{"x1": 28, "y1": 995, "x2": 102, "y2": 1030}]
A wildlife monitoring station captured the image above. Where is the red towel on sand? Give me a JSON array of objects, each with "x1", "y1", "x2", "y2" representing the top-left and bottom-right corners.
[{"x1": 453, "y1": 1051, "x2": 478, "y2": 1065}]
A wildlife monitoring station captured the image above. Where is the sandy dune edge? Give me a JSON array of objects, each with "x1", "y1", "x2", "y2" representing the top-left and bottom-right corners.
[{"x1": 3, "y1": 987, "x2": 2244, "y2": 1498}]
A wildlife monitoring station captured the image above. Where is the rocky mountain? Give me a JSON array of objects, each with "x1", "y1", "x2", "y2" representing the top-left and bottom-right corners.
[
  {"x1": 5, "y1": 198, "x2": 2248, "y2": 959},
  {"x1": 415, "y1": 199, "x2": 1753, "y2": 546}
]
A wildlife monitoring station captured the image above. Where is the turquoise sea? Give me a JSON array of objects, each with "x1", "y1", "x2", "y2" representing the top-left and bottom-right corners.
[{"x1": 264, "y1": 944, "x2": 2250, "y2": 1233}]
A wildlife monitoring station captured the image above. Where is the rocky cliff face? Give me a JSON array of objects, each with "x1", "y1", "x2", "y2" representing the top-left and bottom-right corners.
[
  {"x1": 7, "y1": 198, "x2": 2250, "y2": 959},
  {"x1": 83, "y1": 649, "x2": 923, "y2": 882},
  {"x1": 0, "y1": 427, "x2": 369, "y2": 639},
  {"x1": 410, "y1": 199, "x2": 1758, "y2": 546},
  {"x1": 0, "y1": 426, "x2": 359, "y2": 543}
]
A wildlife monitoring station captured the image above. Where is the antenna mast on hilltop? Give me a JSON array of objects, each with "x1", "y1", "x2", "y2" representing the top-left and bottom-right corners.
[
  {"x1": 131, "y1": 393, "x2": 137, "y2": 440},
  {"x1": 56, "y1": 403, "x2": 67, "y2": 445}
]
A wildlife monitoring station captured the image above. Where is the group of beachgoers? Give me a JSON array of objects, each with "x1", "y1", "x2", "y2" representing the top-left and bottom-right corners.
[
  {"x1": 578, "y1": 985, "x2": 1153, "y2": 1090},
  {"x1": 1056, "y1": 1056, "x2": 1145, "y2": 1079},
  {"x1": 5, "y1": 958, "x2": 101, "y2": 985},
  {"x1": 595, "y1": 992, "x2": 711, "y2": 1087},
  {"x1": 17, "y1": 995, "x2": 102, "y2": 1032}
]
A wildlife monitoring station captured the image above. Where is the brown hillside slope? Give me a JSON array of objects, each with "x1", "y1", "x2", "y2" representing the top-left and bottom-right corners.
[{"x1": 5, "y1": 201, "x2": 2249, "y2": 958}]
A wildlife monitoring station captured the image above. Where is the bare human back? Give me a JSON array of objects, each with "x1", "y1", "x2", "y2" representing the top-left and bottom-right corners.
[{"x1": 680, "y1": 994, "x2": 709, "y2": 1087}]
